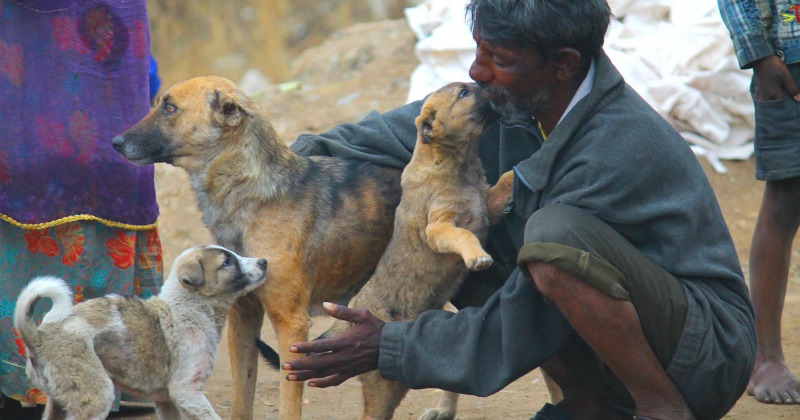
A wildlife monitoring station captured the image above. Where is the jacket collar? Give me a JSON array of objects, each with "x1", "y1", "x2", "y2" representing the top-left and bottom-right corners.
[{"x1": 514, "y1": 50, "x2": 626, "y2": 191}]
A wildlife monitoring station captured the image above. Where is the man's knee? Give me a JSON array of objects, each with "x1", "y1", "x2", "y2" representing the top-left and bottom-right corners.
[
  {"x1": 524, "y1": 204, "x2": 594, "y2": 248},
  {"x1": 519, "y1": 205, "x2": 631, "y2": 301},
  {"x1": 522, "y1": 205, "x2": 585, "y2": 296},
  {"x1": 526, "y1": 261, "x2": 562, "y2": 297}
]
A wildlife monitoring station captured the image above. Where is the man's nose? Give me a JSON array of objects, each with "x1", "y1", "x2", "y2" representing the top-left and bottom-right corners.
[{"x1": 469, "y1": 59, "x2": 492, "y2": 84}]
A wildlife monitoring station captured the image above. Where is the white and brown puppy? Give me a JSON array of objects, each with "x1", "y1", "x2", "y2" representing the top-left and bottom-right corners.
[{"x1": 13, "y1": 245, "x2": 267, "y2": 420}]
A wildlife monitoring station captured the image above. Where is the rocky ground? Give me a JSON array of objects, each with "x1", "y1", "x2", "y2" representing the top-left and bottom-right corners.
[{"x1": 105, "y1": 18, "x2": 800, "y2": 420}]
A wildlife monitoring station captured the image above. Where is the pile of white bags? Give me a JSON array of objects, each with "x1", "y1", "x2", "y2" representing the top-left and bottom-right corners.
[{"x1": 405, "y1": 0, "x2": 756, "y2": 172}]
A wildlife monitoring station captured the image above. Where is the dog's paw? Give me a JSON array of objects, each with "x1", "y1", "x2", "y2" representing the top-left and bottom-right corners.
[
  {"x1": 465, "y1": 253, "x2": 493, "y2": 271},
  {"x1": 418, "y1": 408, "x2": 456, "y2": 420},
  {"x1": 487, "y1": 170, "x2": 514, "y2": 224}
]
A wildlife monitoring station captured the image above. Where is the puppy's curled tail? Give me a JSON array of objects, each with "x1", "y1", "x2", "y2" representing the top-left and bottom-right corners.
[{"x1": 13, "y1": 276, "x2": 74, "y2": 349}]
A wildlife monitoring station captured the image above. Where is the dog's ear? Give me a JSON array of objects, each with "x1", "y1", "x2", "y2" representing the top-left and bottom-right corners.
[
  {"x1": 212, "y1": 89, "x2": 247, "y2": 127},
  {"x1": 177, "y1": 258, "x2": 206, "y2": 289},
  {"x1": 415, "y1": 109, "x2": 438, "y2": 144}
]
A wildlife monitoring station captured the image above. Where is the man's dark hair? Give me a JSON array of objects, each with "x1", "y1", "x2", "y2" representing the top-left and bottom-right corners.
[{"x1": 466, "y1": 0, "x2": 612, "y2": 70}]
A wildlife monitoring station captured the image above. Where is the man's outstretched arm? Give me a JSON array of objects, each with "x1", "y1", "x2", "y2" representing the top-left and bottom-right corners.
[{"x1": 283, "y1": 270, "x2": 575, "y2": 397}]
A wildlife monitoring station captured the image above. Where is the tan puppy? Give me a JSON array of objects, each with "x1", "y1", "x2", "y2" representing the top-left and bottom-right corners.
[
  {"x1": 321, "y1": 82, "x2": 513, "y2": 420},
  {"x1": 112, "y1": 76, "x2": 402, "y2": 420},
  {"x1": 14, "y1": 245, "x2": 267, "y2": 420}
]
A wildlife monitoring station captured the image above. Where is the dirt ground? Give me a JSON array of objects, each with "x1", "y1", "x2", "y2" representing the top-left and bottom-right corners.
[{"x1": 121, "y1": 19, "x2": 800, "y2": 420}]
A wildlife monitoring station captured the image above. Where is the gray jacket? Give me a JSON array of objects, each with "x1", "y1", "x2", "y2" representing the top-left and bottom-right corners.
[{"x1": 291, "y1": 51, "x2": 755, "y2": 420}]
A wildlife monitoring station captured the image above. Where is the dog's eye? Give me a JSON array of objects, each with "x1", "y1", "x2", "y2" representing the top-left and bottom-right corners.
[
  {"x1": 221, "y1": 254, "x2": 231, "y2": 267},
  {"x1": 164, "y1": 103, "x2": 177, "y2": 114},
  {"x1": 459, "y1": 88, "x2": 470, "y2": 98}
]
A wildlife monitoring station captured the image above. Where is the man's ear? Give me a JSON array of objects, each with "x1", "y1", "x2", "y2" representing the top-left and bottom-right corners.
[
  {"x1": 212, "y1": 89, "x2": 247, "y2": 127},
  {"x1": 554, "y1": 48, "x2": 582, "y2": 82},
  {"x1": 178, "y1": 258, "x2": 205, "y2": 289}
]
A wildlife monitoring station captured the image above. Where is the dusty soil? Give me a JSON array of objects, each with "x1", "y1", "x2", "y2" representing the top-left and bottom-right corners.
[{"x1": 129, "y1": 19, "x2": 800, "y2": 420}]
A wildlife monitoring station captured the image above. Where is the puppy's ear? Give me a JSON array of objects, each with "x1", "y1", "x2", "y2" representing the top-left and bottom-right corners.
[
  {"x1": 415, "y1": 109, "x2": 438, "y2": 144},
  {"x1": 212, "y1": 89, "x2": 248, "y2": 127},
  {"x1": 178, "y1": 258, "x2": 206, "y2": 289}
]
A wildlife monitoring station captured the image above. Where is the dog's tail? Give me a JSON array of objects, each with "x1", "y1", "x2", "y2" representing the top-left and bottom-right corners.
[
  {"x1": 255, "y1": 338, "x2": 281, "y2": 370},
  {"x1": 13, "y1": 276, "x2": 73, "y2": 350}
]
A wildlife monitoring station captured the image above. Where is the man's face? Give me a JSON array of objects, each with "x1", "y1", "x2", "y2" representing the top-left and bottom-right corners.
[{"x1": 468, "y1": 27, "x2": 556, "y2": 118}]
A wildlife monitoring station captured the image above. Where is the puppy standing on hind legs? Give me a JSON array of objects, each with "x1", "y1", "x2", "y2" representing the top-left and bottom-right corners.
[
  {"x1": 13, "y1": 245, "x2": 267, "y2": 420},
  {"x1": 310, "y1": 82, "x2": 512, "y2": 420}
]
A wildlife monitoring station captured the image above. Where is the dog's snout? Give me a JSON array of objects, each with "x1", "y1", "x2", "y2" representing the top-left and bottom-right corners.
[
  {"x1": 257, "y1": 258, "x2": 268, "y2": 271},
  {"x1": 111, "y1": 136, "x2": 125, "y2": 151}
]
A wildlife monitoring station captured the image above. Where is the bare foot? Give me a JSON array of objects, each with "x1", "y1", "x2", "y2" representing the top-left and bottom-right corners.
[{"x1": 748, "y1": 358, "x2": 800, "y2": 404}]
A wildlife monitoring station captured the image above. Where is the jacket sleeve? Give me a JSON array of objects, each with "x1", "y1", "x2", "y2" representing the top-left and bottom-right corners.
[
  {"x1": 377, "y1": 269, "x2": 574, "y2": 397},
  {"x1": 289, "y1": 100, "x2": 423, "y2": 169},
  {"x1": 717, "y1": 0, "x2": 775, "y2": 68}
]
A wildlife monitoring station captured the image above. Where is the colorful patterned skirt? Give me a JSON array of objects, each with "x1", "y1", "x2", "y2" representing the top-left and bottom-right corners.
[{"x1": 0, "y1": 220, "x2": 163, "y2": 405}]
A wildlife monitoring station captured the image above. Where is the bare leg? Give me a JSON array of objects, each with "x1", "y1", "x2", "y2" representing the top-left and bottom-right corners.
[
  {"x1": 747, "y1": 177, "x2": 800, "y2": 404},
  {"x1": 528, "y1": 262, "x2": 694, "y2": 419}
]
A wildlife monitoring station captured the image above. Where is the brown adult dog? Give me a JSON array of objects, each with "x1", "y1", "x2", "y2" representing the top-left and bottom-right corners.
[
  {"x1": 319, "y1": 82, "x2": 513, "y2": 420},
  {"x1": 112, "y1": 76, "x2": 402, "y2": 420}
]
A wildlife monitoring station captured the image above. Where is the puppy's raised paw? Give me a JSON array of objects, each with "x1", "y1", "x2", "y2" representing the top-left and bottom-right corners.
[
  {"x1": 465, "y1": 253, "x2": 493, "y2": 271},
  {"x1": 487, "y1": 170, "x2": 514, "y2": 224}
]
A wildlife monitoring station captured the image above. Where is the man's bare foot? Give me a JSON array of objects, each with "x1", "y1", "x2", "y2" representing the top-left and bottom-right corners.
[{"x1": 748, "y1": 358, "x2": 800, "y2": 404}]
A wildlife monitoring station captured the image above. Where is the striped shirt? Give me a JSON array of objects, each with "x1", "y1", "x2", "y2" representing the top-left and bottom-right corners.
[{"x1": 718, "y1": 0, "x2": 800, "y2": 68}]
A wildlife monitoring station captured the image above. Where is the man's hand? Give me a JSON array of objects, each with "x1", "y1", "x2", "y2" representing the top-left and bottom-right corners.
[
  {"x1": 752, "y1": 55, "x2": 800, "y2": 101},
  {"x1": 282, "y1": 302, "x2": 385, "y2": 388}
]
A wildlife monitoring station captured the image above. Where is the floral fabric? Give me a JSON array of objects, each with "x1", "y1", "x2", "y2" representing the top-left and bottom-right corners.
[
  {"x1": 0, "y1": 0, "x2": 158, "y2": 227},
  {"x1": 0, "y1": 0, "x2": 163, "y2": 407},
  {"x1": 0, "y1": 220, "x2": 163, "y2": 403}
]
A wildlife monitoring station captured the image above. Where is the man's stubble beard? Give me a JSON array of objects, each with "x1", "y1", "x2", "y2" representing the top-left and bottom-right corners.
[{"x1": 482, "y1": 83, "x2": 554, "y2": 119}]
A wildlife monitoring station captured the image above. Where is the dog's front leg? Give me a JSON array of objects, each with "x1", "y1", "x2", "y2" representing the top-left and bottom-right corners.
[
  {"x1": 425, "y1": 210, "x2": 492, "y2": 271},
  {"x1": 265, "y1": 287, "x2": 312, "y2": 420},
  {"x1": 228, "y1": 292, "x2": 265, "y2": 420},
  {"x1": 172, "y1": 392, "x2": 222, "y2": 420},
  {"x1": 487, "y1": 170, "x2": 514, "y2": 225}
]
